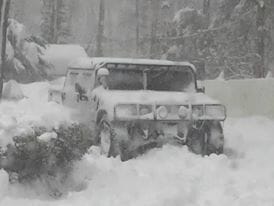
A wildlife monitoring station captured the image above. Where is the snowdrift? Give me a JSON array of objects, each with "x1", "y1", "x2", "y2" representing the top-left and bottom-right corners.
[
  {"x1": 0, "y1": 78, "x2": 72, "y2": 147},
  {"x1": 0, "y1": 78, "x2": 273, "y2": 205},
  {"x1": 204, "y1": 78, "x2": 274, "y2": 118},
  {"x1": 1, "y1": 117, "x2": 274, "y2": 206},
  {"x1": 2, "y1": 80, "x2": 24, "y2": 100}
]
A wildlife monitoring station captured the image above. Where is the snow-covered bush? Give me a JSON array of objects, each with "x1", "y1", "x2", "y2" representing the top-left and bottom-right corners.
[{"x1": 0, "y1": 123, "x2": 93, "y2": 183}]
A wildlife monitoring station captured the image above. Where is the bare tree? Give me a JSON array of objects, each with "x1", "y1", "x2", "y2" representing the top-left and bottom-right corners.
[
  {"x1": 95, "y1": 0, "x2": 105, "y2": 57},
  {"x1": 0, "y1": 0, "x2": 11, "y2": 99}
]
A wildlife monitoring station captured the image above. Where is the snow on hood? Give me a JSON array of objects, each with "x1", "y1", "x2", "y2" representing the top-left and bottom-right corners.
[{"x1": 93, "y1": 88, "x2": 219, "y2": 107}]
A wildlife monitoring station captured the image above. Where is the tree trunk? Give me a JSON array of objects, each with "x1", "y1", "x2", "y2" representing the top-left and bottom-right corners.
[
  {"x1": 0, "y1": 0, "x2": 10, "y2": 99},
  {"x1": 150, "y1": 0, "x2": 159, "y2": 58},
  {"x1": 52, "y1": 0, "x2": 58, "y2": 43},
  {"x1": 0, "y1": 0, "x2": 11, "y2": 99},
  {"x1": 135, "y1": 0, "x2": 140, "y2": 56},
  {"x1": 95, "y1": 0, "x2": 105, "y2": 57},
  {"x1": 203, "y1": 0, "x2": 210, "y2": 25},
  {"x1": 254, "y1": 1, "x2": 266, "y2": 78}
]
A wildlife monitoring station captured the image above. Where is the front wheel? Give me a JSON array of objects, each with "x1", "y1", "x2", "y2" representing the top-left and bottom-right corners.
[
  {"x1": 98, "y1": 120, "x2": 112, "y2": 156},
  {"x1": 98, "y1": 119, "x2": 122, "y2": 158},
  {"x1": 187, "y1": 121, "x2": 224, "y2": 156}
]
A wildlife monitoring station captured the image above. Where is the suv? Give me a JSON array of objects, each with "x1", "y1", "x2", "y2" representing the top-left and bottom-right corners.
[{"x1": 49, "y1": 57, "x2": 226, "y2": 160}]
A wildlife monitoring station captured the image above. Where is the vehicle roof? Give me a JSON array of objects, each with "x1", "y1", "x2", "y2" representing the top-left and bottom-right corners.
[{"x1": 68, "y1": 57, "x2": 196, "y2": 72}]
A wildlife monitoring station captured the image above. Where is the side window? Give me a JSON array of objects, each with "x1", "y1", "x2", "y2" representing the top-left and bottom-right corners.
[
  {"x1": 65, "y1": 71, "x2": 79, "y2": 90},
  {"x1": 77, "y1": 72, "x2": 93, "y2": 92},
  {"x1": 64, "y1": 69, "x2": 94, "y2": 93}
]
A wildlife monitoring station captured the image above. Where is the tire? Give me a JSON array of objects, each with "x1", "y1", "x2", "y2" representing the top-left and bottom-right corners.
[
  {"x1": 187, "y1": 124, "x2": 205, "y2": 155},
  {"x1": 187, "y1": 121, "x2": 224, "y2": 156},
  {"x1": 97, "y1": 118, "x2": 121, "y2": 158},
  {"x1": 206, "y1": 121, "x2": 224, "y2": 155},
  {"x1": 98, "y1": 120, "x2": 112, "y2": 156}
]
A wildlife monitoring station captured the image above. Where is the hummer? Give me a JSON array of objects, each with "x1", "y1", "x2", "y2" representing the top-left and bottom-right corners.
[{"x1": 49, "y1": 57, "x2": 226, "y2": 160}]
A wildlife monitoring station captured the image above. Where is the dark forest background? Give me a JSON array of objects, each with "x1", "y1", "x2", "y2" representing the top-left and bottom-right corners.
[{"x1": 6, "y1": 0, "x2": 274, "y2": 80}]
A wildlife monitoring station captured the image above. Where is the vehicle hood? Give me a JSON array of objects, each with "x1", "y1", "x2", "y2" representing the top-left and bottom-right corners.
[{"x1": 93, "y1": 88, "x2": 219, "y2": 108}]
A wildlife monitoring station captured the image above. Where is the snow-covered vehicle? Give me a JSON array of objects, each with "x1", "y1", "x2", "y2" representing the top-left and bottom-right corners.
[{"x1": 49, "y1": 57, "x2": 226, "y2": 160}]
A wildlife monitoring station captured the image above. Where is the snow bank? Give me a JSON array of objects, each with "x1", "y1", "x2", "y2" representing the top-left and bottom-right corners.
[
  {"x1": 204, "y1": 79, "x2": 274, "y2": 118},
  {"x1": 2, "y1": 80, "x2": 24, "y2": 100},
  {"x1": 0, "y1": 170, "x2": 9, "y2": 199},
  {"x1": 1, "y1": 117, "x2": 274, "y2": 206},
  {"x1": 43, "y1": 44, "x2": 88, "y2": 77},
  {"x1": 0, "y1": 78, "x2": 72, "y2": 147}
]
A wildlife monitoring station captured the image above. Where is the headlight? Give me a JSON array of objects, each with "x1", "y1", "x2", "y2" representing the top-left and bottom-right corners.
[
  {"x1": 157, "y1": 106, "x2": 168, "y2": 119},
  {"x1": 115, "y1": 104, "x2": 138, "y2": 119},
  {"x1": 205, "y1": 105, "x2": 226, "y2": 120},
  {"x1": 178, "y1": 106, "x2": 190, "y2": 119}
]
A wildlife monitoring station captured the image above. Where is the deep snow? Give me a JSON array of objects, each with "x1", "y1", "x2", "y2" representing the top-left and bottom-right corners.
[
  {"x1": 0, "y1": 78, "x2": 72, "y2": 147},
  {"x1": 0, "y1": 80, "x2": 274, "y2": 206}
]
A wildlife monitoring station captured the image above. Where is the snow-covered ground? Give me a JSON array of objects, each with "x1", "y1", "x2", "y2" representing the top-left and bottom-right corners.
[
  {"x1": 0, "y1": 80, "x2": 274, "y2": 206},
  {"x1": 0, "y1": 77, "x2": 71, "y2": 147}
]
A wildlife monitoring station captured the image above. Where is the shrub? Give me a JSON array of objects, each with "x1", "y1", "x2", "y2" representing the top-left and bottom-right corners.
[{"x1": 0, "y1": 123, "x2": 93, "y2": 183}]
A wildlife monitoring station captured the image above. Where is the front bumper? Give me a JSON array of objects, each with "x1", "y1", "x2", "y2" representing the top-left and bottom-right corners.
[{"x1": 112, "y1": 120, "x2": 192, "y2": 144}]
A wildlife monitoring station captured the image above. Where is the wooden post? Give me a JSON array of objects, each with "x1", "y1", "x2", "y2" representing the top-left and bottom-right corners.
[{"x1": 0, "y1": 0, "x2": 11, "y2": 99}]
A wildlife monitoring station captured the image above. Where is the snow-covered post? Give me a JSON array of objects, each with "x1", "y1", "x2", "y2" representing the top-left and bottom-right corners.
[{"x1": 0, "y1": 0, "x2": 11, "y2": 99}]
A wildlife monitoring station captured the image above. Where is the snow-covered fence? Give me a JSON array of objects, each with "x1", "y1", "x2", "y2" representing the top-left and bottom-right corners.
[{"x1": 204, "y1": 79, "x2": 274, "y2": 118}]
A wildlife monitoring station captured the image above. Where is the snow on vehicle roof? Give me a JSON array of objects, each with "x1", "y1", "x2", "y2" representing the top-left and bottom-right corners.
[
  {"x1": 68, "y1": 57, "x2": 196, "y2": 72},
  {"x1": 43, "y1": 44, "x2": 88, "y2": 76}
]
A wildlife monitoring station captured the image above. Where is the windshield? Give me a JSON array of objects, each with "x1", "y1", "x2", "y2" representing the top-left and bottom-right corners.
[
  {"x1": 107, "y1": 69, "x2": 143, "y2": 90},
  {"x1": 147, "y1": 69, "x2": 195, "y2": 92},
  {"x1": 104, "y1": 64, "x2": 196, "y2": 92}
]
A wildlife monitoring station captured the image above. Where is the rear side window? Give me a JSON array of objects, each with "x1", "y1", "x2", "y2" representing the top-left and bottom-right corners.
[
  {"x1": 65, "y1": 70, "x2": 94, "y2": 92},
  {"x1": 67, "y1": 72, "x2": 79, "y2": 86},
  {"x1": 77, "y1": 72, "x2": 93, "y2": 92}
]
